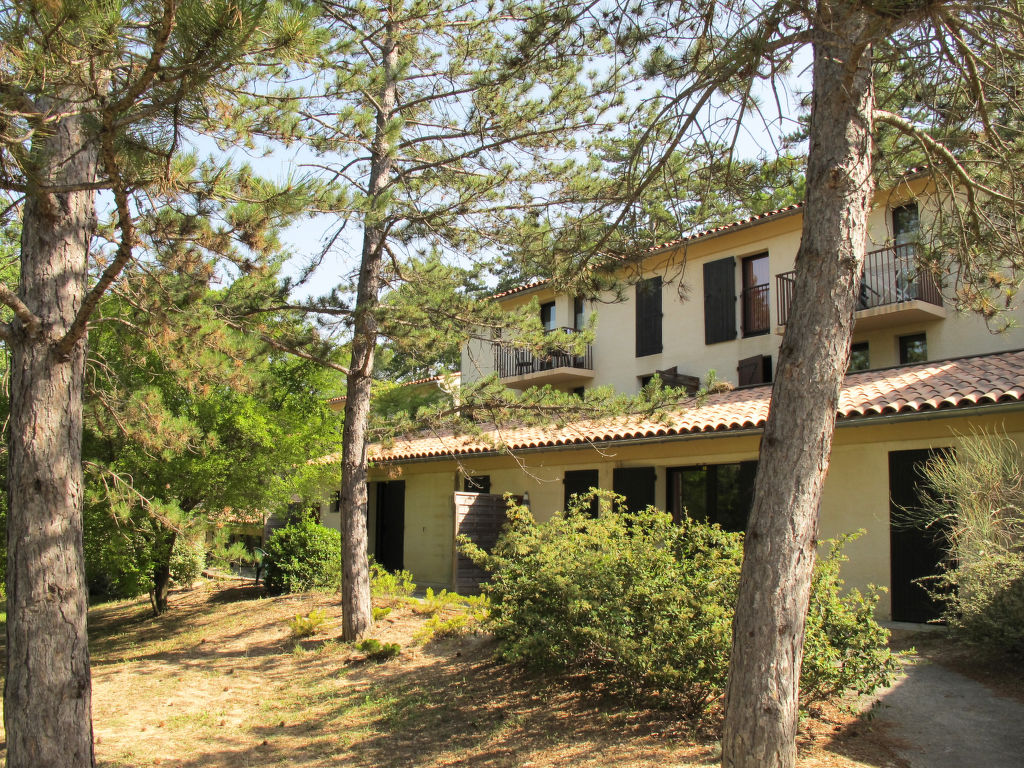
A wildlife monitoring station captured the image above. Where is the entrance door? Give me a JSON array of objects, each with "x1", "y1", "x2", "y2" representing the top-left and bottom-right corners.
[
  {"x1": 889, "y1": 449, "x2": 948, "y2": 623},
  {"x1": 375, "y1": 480, "x2": 405, "y2": 572}
]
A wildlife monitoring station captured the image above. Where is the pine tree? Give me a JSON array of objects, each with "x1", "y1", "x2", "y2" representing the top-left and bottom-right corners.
[
  {"x1": 595, "y1": 2, "x2": 1024, "y2": 766},
  {"x1": 0, "y1": 2, "x2": 321, "y2": 763},
  {"x1": 296, "y1": 0, "x2": 619, "y2": 640}
]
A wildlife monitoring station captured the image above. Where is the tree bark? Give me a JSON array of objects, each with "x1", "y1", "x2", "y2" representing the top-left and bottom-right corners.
[
  {"x1": 340, "y1": 25, "x2": 399, "y2": 642},
  {"x1": 151, "y1": 530, "x2": 178, "y2": 616},
  {"x1": 5, "y1": 100, "x2": 98, "y2": 768},
  {"x1": 721, "y1": 8, "x2": 875, "y2": 768}
]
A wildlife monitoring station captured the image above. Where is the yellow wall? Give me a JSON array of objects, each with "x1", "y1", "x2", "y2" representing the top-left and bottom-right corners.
[{"x1": 373, "y1": 408, "x2": 1024, "y2": 618}]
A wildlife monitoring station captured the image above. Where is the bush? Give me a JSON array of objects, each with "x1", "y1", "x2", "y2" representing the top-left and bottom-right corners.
[
  {"x1": 288, "y1": 609, "x2": 328, "y2": 639},
  {"x1": 464, "y1": 491, "x2": 897, "y2": 721},
  {"x1": 264, "y1": 518, "x2": 342, "y2": 595},
  {"x1": 917, "y1": 432, "x2": 1024, "y2": 651},
  {"x1": 169, "y1": 534, "x2": 207, "y2": 587},
  {"x1": 356, "y1": 638, "x2": 401, "y2": 661},
  {"x1": 370, "y1": 559, "x2": 416, "y2": 599}
]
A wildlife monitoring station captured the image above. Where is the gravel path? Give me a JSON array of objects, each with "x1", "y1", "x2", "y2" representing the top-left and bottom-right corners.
[{"x1": 873, "y1": 656, "x2": 1024, "y2": 768}]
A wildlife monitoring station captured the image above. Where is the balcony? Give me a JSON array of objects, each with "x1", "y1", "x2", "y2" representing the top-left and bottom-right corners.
[
  {"x1": 775, "y1": 244, "x2": 945, "y2": 331},
  {"x1": 494, "y1": 328, "x2": 594, "y2": 389}
]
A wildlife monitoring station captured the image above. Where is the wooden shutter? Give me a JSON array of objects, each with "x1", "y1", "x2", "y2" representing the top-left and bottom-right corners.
[
  {"x1": 564, "y1": 469, "x2": 600, "y2": 517},
  {"x1": 704, "y1": 257, "x2": 737, "y2": 344},
  {"x1": 635, "y1": 277, "x2": 663, "y2": 357},
  {"x1": 612, "y1": 467, "x2": 657, "y2": 512},
  {"x1": 737, "y1": 354, "x2": 772, "y2": 386}
]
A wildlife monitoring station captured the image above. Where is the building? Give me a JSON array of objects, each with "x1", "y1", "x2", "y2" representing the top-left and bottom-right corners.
[{"x1": 321, "y1": 176, "x2": 1024, "y2": 622}]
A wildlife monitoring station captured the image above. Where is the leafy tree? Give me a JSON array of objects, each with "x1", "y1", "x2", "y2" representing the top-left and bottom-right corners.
[
  {"x1": 82, "y1": 283, "x2": 341, "y2": 614},
  {"x1": 0, "y1": 1, "x2": 322, "y2": 762},
  {"x1": 593, "y1": 2, "x2": 1024, "y2": 766}
]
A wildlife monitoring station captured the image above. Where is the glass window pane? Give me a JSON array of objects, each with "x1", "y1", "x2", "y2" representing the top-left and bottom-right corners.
[{"x1": 678, "y1": 468, "x2": 708, "y2": 523}]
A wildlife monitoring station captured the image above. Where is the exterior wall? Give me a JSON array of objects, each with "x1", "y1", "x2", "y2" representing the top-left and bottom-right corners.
[
  {"x1": 465, "y1": 181, "x2": 1024, "y2": 392},
  {"x1": 373, "y1": 408, "x2": 1024, "y2": 619}
]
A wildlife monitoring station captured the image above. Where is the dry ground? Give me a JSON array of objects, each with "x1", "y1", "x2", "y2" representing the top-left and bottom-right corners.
[{"x1": 0, "y1": 581, "x2": 910, "y2": 767}]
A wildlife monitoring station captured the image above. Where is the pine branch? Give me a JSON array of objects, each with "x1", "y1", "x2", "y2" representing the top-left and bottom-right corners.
[{"x1": 0, "y1": 281, "x2": 41, "y2": 336}]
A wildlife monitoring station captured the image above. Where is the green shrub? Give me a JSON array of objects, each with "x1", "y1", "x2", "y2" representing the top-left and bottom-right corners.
[
  {"x1": 356, "y1": 638, "x2": 401, "y2": 661},
  {"x1": 370, "y1": 559, "x2": 416, "y2": 598},
  {"x1": 264, "y1": 518, "x2": 342, "y2": 595},
  {"x1": 464, "y1": 491, "x2": 897, "y2": 721},
  {"x1": 413, "y1": 611, "x2": 484, "y2": 645},
  {"x1": 288, "y1": 608, "x2": 328, "y2": 639},
  {"x1": 373, "y1": 606, "x2": 392, "y2": 621},
  {"x1": 917, "y1": 432, "x2": 1024, "y2": 651},
  {"x1": 169, "y1": 535, "x2": 207, "y2": 587}
]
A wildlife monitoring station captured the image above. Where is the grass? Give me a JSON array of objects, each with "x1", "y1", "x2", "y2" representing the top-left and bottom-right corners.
[{"x1": 0, "y1": 582, "x2": 901, "y2": 767}]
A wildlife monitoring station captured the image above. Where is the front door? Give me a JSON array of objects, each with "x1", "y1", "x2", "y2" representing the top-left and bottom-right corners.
[
  {"x1": 889, "y1": 449, "x2": 948, "y2": 623},
  {"x1": 375, "y1": 480, "x2": 405, "y2": 572}
]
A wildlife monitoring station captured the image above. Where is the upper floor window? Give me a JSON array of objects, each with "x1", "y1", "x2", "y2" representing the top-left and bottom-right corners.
[
  {"x1": 741, "y1": 253, "x2": 770, "y2": 337},
  {"x1": 704, "y1": 256, "x2": 738, "y2": 344},
  {"x1": 573, "y1": 296, "x2": 585, "y2": 330},
  {"x1": 635, "y1": 277, "x2": 663, "y2": 357},
  {"x1": 899, "y1": 332, "x2": 927, "y2": 364},
  {"x1": 892, "y1": 202, "x2": 919, "y2": 245},
  {"x1": 540, "y1": 301, "x2": 556, "y2": 332}
]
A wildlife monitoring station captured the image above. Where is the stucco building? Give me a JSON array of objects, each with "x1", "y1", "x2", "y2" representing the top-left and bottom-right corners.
[{"x1": 321, "y1": 176, "x2": 1024, "y2": 623}]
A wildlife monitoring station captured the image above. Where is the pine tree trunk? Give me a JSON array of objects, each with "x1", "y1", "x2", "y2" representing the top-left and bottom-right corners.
[
  {"x1": 5, "y1": 102, "x2": 98, "y2": 768},
  {"x1": 340, "y1": 26, "x2": 399, "y2": 642},
  {"x1": 151, "y1": 530, "x2": 177, "y2": 616},
  {"x1": 721, "y1": 10, "x2": 875, "y2": 768}
]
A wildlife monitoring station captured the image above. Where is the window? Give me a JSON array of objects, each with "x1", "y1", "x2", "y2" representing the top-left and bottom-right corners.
[
  {"x1": 667, "y1": 461, "x2": 758, "y2": 532},
  {"x1": 704, "y1": 256, "x2": 737, "y2": 344},
  {"x1": 573, "y1": 296, "x2": 585, "y2": 330},
  {"x1": 639, "y1": 374, "x2": 655, "y2": 389},
  {"x1": 737, "y1": 354, "x2": 772, "y2": 386},
  {"x1": 892, "y1": 202, "x2": 919, "y2": 245},
  {"x1": 635, "y1": 277, "x2": 663, "y2": 357},
  {"x1": 899, "y1": 333, "x2": 927, "y2": 364},
  {"x1": 463, "y1": 475, "x2": 491, "y2": 493},
  {"x1": 564, "y1": 469, "x2": 599, "y2": 517},
  {"x1": 571, "y1": 386, "x2": 586, "y2": 397},
  {"x1": 540, "y1": 301, "x2": 556, "y2": 332},
  {"x1": 849, "y1": 341, "x2": 870, "y2": 372},
  {"x1": 331, "y1": 491, "x2": 342, "y2": 515},
  {"x1": 741, "y1": 253, "x2": 770, "y2": 337}
]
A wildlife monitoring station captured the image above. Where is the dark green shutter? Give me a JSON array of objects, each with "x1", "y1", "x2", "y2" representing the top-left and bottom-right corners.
[
  {"x1": 704, "y1": 257, "x2": 737, "y2": 344},
  {"x1": 564, "y1": 469, "x2": 600, "y2": 517},
  {"x1": 612, "y1": 467, "x2": 657, "y2": 512},
  {"x1": 635, "y1": 277, "x2": 663, "y2": 357}
]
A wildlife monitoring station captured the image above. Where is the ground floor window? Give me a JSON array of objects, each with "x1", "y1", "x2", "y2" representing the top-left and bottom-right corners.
[{"x1": 666, "y1": 461, "x2": 757, "y2": 532}]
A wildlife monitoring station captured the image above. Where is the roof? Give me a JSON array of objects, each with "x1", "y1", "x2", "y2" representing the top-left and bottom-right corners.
[
  {"x1": 366, "y1": 349, "x2": 1024, "y2": 463},
  {"x1": 487, "y1": 204, "x2": 806, "y2": 301}
]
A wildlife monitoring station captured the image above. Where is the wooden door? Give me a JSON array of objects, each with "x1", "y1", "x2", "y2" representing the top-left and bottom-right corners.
[
  {"x1": 375, "y1": 480, "x2": 405, "y2": 572},
  {"x1": 889, "y1": 449, "x2": 948, "y2": 623}
]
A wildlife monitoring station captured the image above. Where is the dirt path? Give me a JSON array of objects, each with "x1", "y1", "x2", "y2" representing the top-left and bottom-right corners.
[{"x1": 872, "y1": 654, "x2": 1024, "y2": 768}]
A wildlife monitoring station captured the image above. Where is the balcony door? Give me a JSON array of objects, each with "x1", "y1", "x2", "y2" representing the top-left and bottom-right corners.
[{"x1": 741, "y1": 253, "x2": 770, "y2": 337}]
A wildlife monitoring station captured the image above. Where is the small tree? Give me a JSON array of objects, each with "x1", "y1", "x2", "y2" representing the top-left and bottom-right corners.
[{"x1": 917, "y1": 431, "x2": 1024, "y2": 651}]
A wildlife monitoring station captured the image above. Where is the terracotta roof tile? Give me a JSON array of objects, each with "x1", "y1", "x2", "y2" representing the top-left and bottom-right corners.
[{"x1": 366, "y1": 350, "x2": 1024, "y2": 463}]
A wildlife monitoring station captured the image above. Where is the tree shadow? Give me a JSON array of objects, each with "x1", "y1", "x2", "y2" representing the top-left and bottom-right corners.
[{"x1": 163, "y1": 634, "x2": 712, "y2": 768}]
